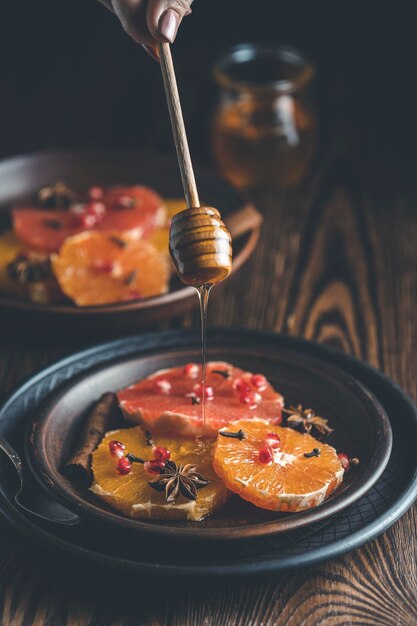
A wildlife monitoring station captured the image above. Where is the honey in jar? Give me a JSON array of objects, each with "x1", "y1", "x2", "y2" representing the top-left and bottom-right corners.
[{"x1": 212, "y1": 45, "x2": 317, "y2": 189}]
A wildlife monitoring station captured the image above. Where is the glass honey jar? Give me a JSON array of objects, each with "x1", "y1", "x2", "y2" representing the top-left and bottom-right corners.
[{"x1": 212, "y1": 44, "x2": 317, "y2": 190}]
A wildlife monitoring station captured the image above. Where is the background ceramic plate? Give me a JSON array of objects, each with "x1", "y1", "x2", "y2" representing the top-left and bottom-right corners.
[
  {"x1": 0, "y1": 150, "x2": 260, "y2": 335},
  {"x1": 26, "y1": 329, "x2": 392, "y2": 540},
  {"x1": 0, "y1": 330, "x2": 415, "y2": 576}
]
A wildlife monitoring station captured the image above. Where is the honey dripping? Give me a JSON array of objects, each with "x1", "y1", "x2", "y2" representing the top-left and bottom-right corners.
[
  {"x1": 169, "y1": 206, "x2": 232, "y2": 440},
  {"x1": 157, "y1": 45, "x2": 232, "y2": 440},
  {"x1": 196, "y1": 284, "x2": 212, "y2": 438}
]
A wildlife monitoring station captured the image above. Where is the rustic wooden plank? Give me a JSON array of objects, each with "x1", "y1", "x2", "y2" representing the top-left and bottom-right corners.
[
  {"x1": 281, "y1": 161, "x2": 382, "y2": 367},
  {"x1": 169, "y1": 159, "x2": 417, "y2": 626}
]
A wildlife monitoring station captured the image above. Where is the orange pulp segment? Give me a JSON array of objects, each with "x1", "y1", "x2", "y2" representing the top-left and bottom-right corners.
[
  {"x1": 91, "y1": 426, "x2": 229, "y2": 521},
  {"x1": 213, "y1": 420, "x2": 344, "y2": 512},
  {"x1": 51, "y1": 231, "x2": 169, "y2": 306},
  {"x1": 0, "y1": 230, "x2": 27, "y2": 298}
]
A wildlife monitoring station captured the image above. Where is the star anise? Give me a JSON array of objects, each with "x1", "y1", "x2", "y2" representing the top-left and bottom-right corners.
[
  {"x1": 148, "y1": 460, "x2": 209, "y2": 503},
  {"x1": 36, "y1": 182, "x2": 77, "y2": 209},
  {"x1": 7, "y1": 252, "x2": 52, "y2": 284},
  {"x1": 283, "y1": 405, "x2": 333, "y2": 436}
]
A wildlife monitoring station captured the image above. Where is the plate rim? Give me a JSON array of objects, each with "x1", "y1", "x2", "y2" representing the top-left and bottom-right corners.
[
  {"x1": 25, "y1": 333, "x2": 392, "y2": 541},
  {"x1": 0, "y1": 329, "x2": 416, "y2": 575}
]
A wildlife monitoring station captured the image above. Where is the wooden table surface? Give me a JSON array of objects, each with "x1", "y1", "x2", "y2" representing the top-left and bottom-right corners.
[
  {"x1": 1, "y1": 148, "x2": 417, "y2": 625},
  {"x1": 1, "y1": 3, "x2": 417, "y2": 624}
]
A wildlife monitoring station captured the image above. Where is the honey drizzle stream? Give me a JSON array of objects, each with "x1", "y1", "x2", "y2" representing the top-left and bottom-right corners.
[{"x1": 196, "y1": 284, "x2": 212, "y2": 438}]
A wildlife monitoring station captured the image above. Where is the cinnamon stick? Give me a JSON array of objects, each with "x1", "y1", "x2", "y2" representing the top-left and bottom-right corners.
[{"x1": 64, "y1": 392, "x2": 121, "y2": 486}]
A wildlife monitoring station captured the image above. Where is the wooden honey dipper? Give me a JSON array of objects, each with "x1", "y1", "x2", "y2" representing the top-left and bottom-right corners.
[{"x1": 159, "y1": 43, "x2": 232, "y2": 287}]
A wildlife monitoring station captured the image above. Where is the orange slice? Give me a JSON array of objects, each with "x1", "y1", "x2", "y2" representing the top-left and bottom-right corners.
[
  {"x1": 0, "y1": 230, "x2": 27, "y2": 298},
  {"x1": 51, "y1": 231, "x2": 169, "y2": 306},
  {"x1": 149, "y1": 198, "x2": 187, "y2": 256},
  {"x1": 213, "y1": 420, "x2": 343, "y2": 512},
  {"x1": 164, "y1": 198, "x2": 188, "y2": 217},
  {"x1": 91, "y1": 426, "x2": 229, "y2": 521}
]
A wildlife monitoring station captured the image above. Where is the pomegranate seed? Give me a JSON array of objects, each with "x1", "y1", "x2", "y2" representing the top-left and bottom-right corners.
[
  {"x1": 92, "y1": 259, "x2": 114, "y2": 273},
  {"x1": 265, "y1": 432, "x2": 281, "y2": 449},
  {"x1": 233, "y1": 379, "x2": 251, "y2": 395},
  {"x1": 183, "y1": 363, "x2": 199, "y2": 379},
  {"x1": 88, "y1": 186, "x2": 104, "y2": 200},
  {"x1": 109, "y1": 440, "x2": 125, "y2": 459},
  {"x1": 251, "y1": 374, "x2": 267, "y2": 390},
  {"x1": 155, "y1": 379, "x2": 171, "y2": 395},
  {"x1": 338, "y1": 453, "x2": 351, "y2": 471},
  {"x1": 79, "y1": 213, "x2": 97, "y2": 228},
  {"x1": 152, "y1": 445, "x2": 171, "y2": 461},
  {"x1": 116, "y1": 456, "x2": 132, "y2": 475},
  {"x1": 89, "y1": 201, "x2": 106, "y2": 216},
  {"x1": 193, "y1": 384, "x2": 214, "y2": 399},
  {"x1": 258, "y1": 446, "x2": 273, "y2": 464},
  {"x1": 78, "y1": 202, "x2": 106, "y2": 228},
  {"x1": 115, "y1": 195, "x2": 134, "y2": 209},
  {"x1": 144, "y1": 459, "x2": 165, "y2": 474},
  {"x1": 239, "y1": 391, "x2": 262, "y2": 409}
]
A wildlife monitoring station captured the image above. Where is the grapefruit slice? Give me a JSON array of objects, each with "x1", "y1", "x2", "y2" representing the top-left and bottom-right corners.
[
  {"x1": 90, "y1": 426, "x2": 229, "y2": 521},
  {"x1": 12, "y1": 185, "x2": 165, "y2": 253},
  {"x1": 99, "y1": 186, "x2": 165, "y2": 237},
  {"x1": 12, "y1": 208, "x2": 82, "y2": 253},
  {"x1": 213, "y1": 419, "x2": 344, "y2": 512},
  {"x1": 51, "y1": 231, "x2": 169, "y2": 306},
  {"x1": 117, "y1": 362, "x2": 284, "y2": 437}
]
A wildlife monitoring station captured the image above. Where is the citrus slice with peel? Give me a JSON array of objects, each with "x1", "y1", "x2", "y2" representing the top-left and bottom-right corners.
[
  {"x1": 12, "y1": 186, "x2": 165, "y2": 254},
  {"x1": 118, "y1": 362, "x2": 284, "y2": 437},
  {"x1": 51, "y1": 231, "x2": 169, "y2": 306},
  {"x1": 148, "y1": 198, "x2": 187, "y2": 256},
  {"x1": 213, "y1": 420, "x2": 344, "y2": 512},
  {"x1": 90, "y1": 426, "x2": 229, "y2": 521},
  {"x1": 100, "y1": 186, "x2": 165, "y2": 237},
  {"x1": 0, "y1": 230, "x2": 27, "y2": 298}
]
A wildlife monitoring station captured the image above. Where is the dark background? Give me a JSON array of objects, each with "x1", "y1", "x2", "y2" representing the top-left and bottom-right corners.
[
  {"x1": 0, "y1": 0, "x2": 415, "y2": 172},
  {"x1": 1, "y1": 5, "x2": 417, "y2": 624}
]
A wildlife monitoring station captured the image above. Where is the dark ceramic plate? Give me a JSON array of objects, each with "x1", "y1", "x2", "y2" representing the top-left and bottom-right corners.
[
  {"x1": 0, "y1": 150, "x2": 260, "y2": 335},
  {"x1": 0, "y1": 330, "x2": 415, "y2": 576},
  {"x1": 25, "y1": 330, "x2": 392, "y2": 541}
]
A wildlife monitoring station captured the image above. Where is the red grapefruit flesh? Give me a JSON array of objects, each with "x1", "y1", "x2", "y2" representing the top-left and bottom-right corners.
[
  {"x1": 99, "y1": 186, "x2": 165, "y2": 238},
  {"x1": 12, "y1": 208, "x2": 81, "y2": 253},
  {"x1": 12, "y1": 186, "x2": 165, "y2": 253},
  {"x1": 117, "y1": 362, "x2": 284, "y2": 437}
]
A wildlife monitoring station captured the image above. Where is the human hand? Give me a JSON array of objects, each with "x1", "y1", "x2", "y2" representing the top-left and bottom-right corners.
[{"x1": 97, "y1": 0, "x2": 193, "y2": 59}]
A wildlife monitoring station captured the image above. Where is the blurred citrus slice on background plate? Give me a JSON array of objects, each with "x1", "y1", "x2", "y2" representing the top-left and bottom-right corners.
[
  {"x1": 12, "y1": 185, "x2": 165, "y2": 253},
  {"x1": 52, "y1": 231, "x2": 169, "y2": 306}
]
